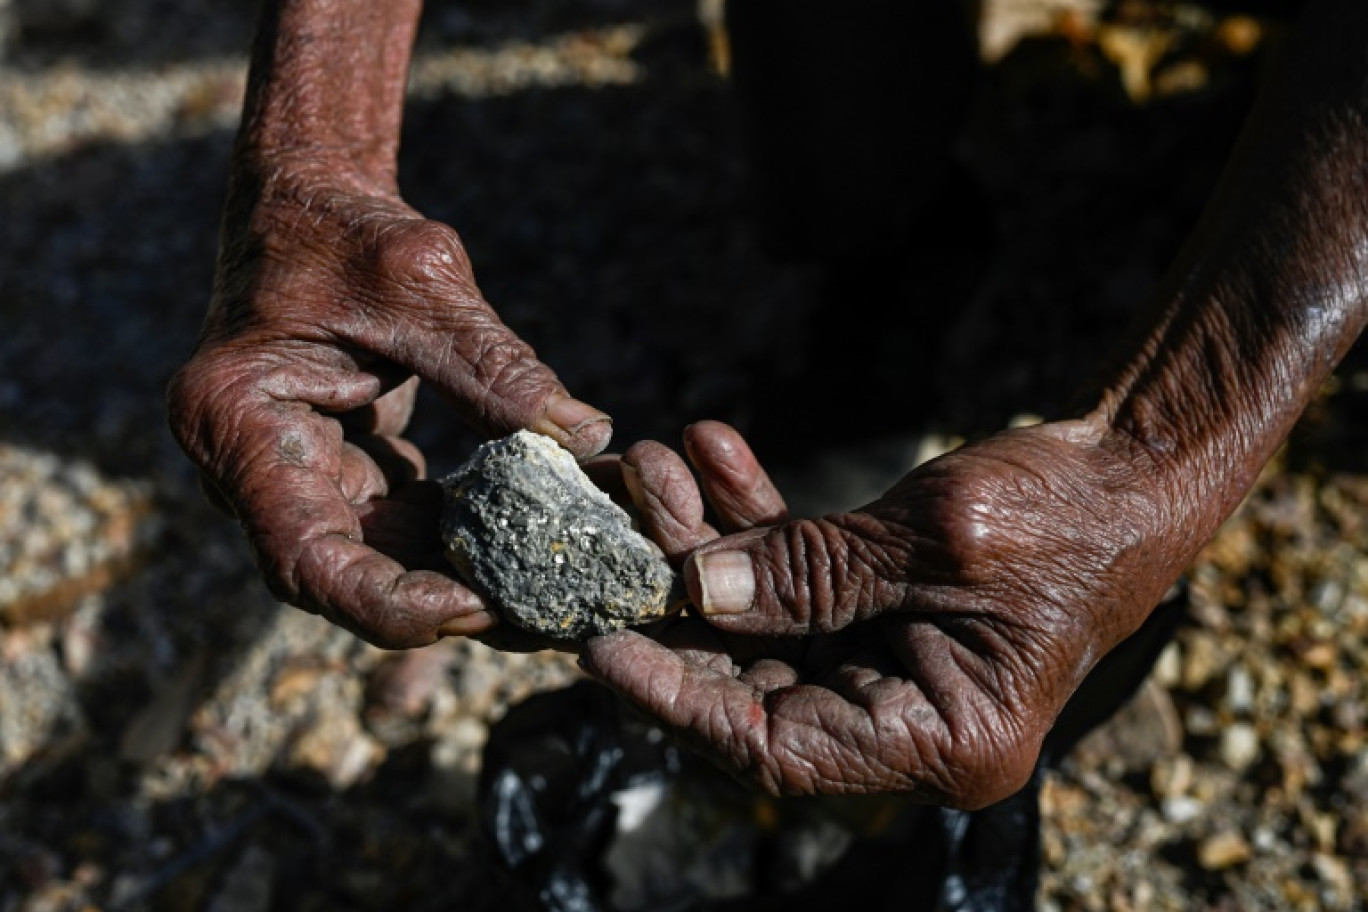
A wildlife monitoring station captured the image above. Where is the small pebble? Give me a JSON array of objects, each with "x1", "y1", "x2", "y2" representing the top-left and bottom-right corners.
[
  {"x1": 1197, "y1": 831, "x2": 1251, "y2": 870},
  {"x1": 1150, "y1": 754, "x2": 1195, "y2": 800},
  {"x1": 1310, "y1": 853, "x2": 1354, "y2": 901},
  {"x1": 1181, "y1": 633, "x2": 1222, "y2": 690},
  {"x1": 1152, "y1": 642, "x2": 1182, "y2": 688},
  {"x1": 1224, "y1": 665, "x2": 1255, "y2": 715},
  {"x1": 1161, "y1": 796, "x2": 1204, "y2": 825},
  {"x1": 1219, "y1": 723, "x2": 1261, "y2": 771}
]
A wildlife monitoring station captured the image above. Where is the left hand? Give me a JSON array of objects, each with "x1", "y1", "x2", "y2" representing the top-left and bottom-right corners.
[{"x1": 583, "y1": 418, "x2": 1188, "y2": 807}]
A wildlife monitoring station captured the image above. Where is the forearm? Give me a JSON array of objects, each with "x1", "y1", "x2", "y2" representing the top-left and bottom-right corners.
[
  {"x1": 1097, "y1": 0, "x2": 1368, "y2": 544},
  {"x1": 236, "y1": 0, "x2": 423, "y2": 189}
]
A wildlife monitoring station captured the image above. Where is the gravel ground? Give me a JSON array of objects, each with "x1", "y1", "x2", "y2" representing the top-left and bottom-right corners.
[{"x1": 1, "y1": 0, "x2": 1366, "y2": 909}]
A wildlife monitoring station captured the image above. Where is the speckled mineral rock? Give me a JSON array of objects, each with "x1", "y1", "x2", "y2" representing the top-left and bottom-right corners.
[{"x1": 439, "y1": 431, "x2": 679, "y2": 642}]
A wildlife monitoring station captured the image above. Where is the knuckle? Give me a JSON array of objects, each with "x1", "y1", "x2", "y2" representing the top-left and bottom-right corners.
[
  {"x1": 767, "y1": 518, "x2": 883, "y2": 633},
  {"x1": 367, "y1": 219, "x2": 472, "y2": 288},
  {"x1": 165, "y1": 362, "x2": 204, "y2": 445},
  {"x1": 928, "y1": 478, "x2": 999, "y2": 562},
  {"x1": 363, "y1": 578, "x2": 445, "y2": 650},
  {"x1": 836, "y1": 517, "x2": 908, "y2": 616},
  {"x1": 166, "y1": 352, "x2": 222, "y2": 415},
  {"x1": 251, "y1": 532, "x2": 307, "y2": 606},
  {"x1": 288, "y1": 543, "x2": 437, "y2": 650},
  {"x1": 764, "y1": 520, "x2": 827, "y2": 631},
  {"x1": 468, "y1": 331, "x2": 540, "y2": 391},
  {"x1": 166, "y1": 355, "x2": 245, "y2": 468},
  {"x1": 458, "y1": 335, "x2": 558, "y2": 429},
  {"x1": 357, "y1": 606, "x2": 423, "y2": 650},
  {"x1": 269, "y1": 534, "x2": 343, "y2": 621}
]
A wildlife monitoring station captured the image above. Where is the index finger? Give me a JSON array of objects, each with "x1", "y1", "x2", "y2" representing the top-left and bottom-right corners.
[
  {"x1": 621, "y1": 441, "x2": 718, "y2": 564},
  {"x1": 354, "y1": 219, "x2": 613, "y2": 460}
]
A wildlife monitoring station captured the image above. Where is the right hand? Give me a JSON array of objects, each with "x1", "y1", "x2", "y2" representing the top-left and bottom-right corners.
[
  {"x1": 167, "y1": 165, "x2": 611, "y2": 648},
  {"x1": 592, "y1": 419, "x2": 1181, "y2": 805}
]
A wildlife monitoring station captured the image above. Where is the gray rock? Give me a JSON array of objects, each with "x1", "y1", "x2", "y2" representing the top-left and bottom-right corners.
[{"x1": 440, "y1": 431, "x2": 679, "y2": 642}]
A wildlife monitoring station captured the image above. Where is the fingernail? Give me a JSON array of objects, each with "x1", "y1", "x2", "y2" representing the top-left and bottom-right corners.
[
  {"x1": 694, "y1": 551, "x2": 755, "y2": 615},
  {"x1": 536, "y1": 396, "x2": 613, "y2": 455},
  {"x1": 439, "y1": 611, "x2": 496, "y2": 638}
]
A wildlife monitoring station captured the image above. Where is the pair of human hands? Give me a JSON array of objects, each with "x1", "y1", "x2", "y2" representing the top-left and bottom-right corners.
[{"x1": 168, "y1": 177, "x2": 1186, "y2": 807}]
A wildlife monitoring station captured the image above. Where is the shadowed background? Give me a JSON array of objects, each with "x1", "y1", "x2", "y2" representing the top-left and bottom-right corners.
[{"x1": 1, "y1": 0, "x2": 1366, "y2": 908}]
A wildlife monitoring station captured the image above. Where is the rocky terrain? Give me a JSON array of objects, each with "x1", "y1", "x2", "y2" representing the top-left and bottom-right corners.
[{"x1": 1, "y1": 0, "x2": 1365, "y2": 909}]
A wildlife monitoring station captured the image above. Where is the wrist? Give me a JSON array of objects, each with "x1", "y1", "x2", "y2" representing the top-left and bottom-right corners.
[
  {"x1": 1095, "y1": 235, "x2": 1360, "y2": 534},
  {"x1": 228, "y1": 145, "x2": 402, "y2": 206},
  {"x1": 1089, "y1": 285, "x2": 1282, "y2": 559},
  {"x1": 233, "y1": 135, "x2": 401, "y2": 193},
  {"x1": 234, "y1": 0, "x2": 422, "y2": 190},
  {"x1": 1085, "y1": 0, "x2": 1368, "y2": 543}
]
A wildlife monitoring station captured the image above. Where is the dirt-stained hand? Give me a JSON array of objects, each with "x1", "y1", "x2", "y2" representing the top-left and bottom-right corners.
[
  {"x1": 583, "y1": 419, "x2": 1186, "y2": 806},
  {"x1": 167, "y1": 168, "x2": 611, "y2": 648}
]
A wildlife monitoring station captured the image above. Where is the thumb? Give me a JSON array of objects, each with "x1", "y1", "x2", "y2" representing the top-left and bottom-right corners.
[{"x1": 683, "y1": 513, "x2": 913, "y2": 636}]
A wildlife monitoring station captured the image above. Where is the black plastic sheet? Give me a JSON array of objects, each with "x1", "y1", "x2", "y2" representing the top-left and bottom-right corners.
[{"x1": 478, "y1": 588, "x2": 1187, "y2": 911}]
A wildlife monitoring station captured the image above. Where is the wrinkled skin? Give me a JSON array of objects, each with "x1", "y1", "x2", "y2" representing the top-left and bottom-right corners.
[
  {"x1": 167, "y1": 167, "x2": 612, "y2": 649},
  {"x1": 586, "y1": 0, "x2": 1368, "y2": 802},
  {"x1": 169, "y1": 0, "x2": 1368, "y2": 804},
  {"x1": 585, "y1": 421, "x2": 1184, "y2": 806},
  {"x1": 166, "y1": 1, "x2": 616, "y2": 649}
]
